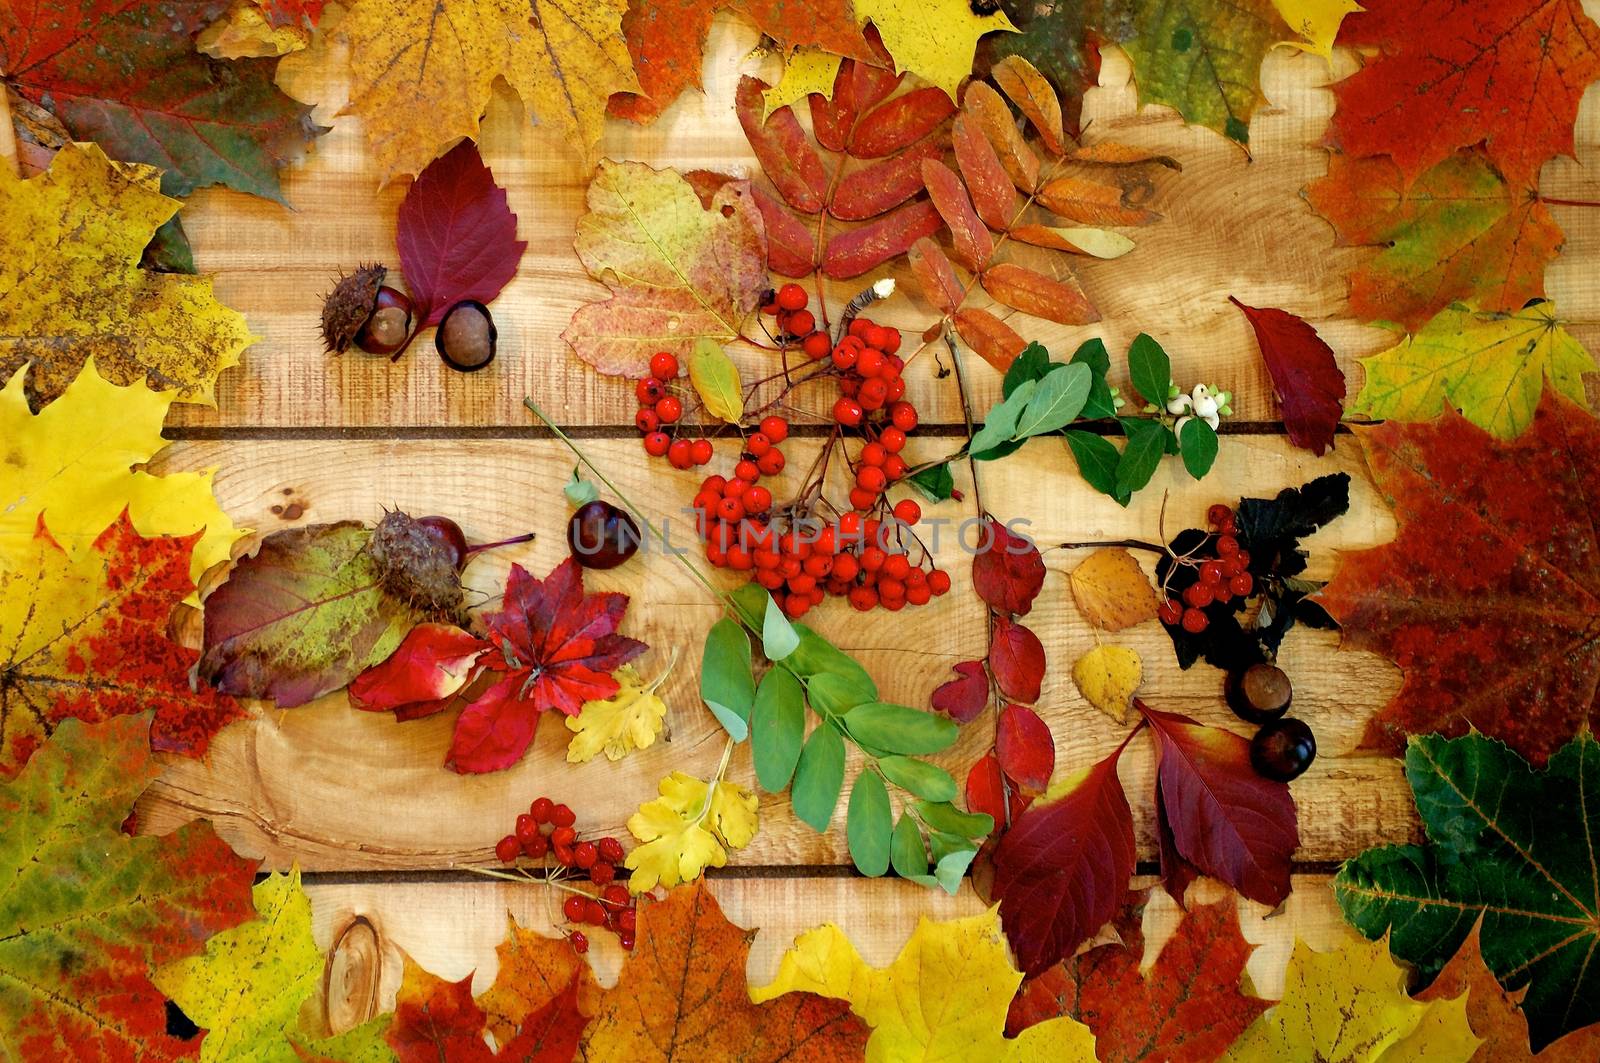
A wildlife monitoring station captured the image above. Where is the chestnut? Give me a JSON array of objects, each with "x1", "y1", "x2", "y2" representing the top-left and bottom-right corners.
[
  {"x1": 1224, "y1": 663, "x2": 1293, "y2": 725},
  {"x1": 355, "y1": 286, "x2": 414, "y2": 356},
  {"x1": 436, "y1": 300, "x2": 497, "y2": 372}
]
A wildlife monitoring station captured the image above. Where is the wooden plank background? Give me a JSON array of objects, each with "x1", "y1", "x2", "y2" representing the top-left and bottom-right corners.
[{"x1": 139, "y1": 7, "x2": 1600, "y2": 1032}]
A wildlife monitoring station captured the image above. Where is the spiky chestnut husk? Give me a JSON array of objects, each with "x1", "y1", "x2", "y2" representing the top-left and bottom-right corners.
[
  {"x1": 321, "y1": 264, "x2": 388, "y2": 354},
  {"x1": 365, "y1": 510, "x2": 466, "y2": 615}
]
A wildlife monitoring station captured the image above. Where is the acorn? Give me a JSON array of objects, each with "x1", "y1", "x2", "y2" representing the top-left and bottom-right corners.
[
  {"x1": 436, "y1": 300, "x2": 497, "y2": 372},
  {"x1": 321, "y1": 264, "x2": 413, "y2": 356}
]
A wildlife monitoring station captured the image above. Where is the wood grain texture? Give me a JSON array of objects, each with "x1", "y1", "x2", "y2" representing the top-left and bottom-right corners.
[{"x1": 139, "y1": 434, "x2": 1414, "y2": 871}]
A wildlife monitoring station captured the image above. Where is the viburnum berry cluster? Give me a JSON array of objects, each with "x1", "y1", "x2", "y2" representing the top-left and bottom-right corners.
[
  {"x1": 1155, "y1": 504, "x2": 1254, "y2": 635},
  {"x1": 491, "y1": 795, "x2": 636, "y2": 953},
  {"x1": 630, "y1": 281, "x2": 953, "y2": 618}
]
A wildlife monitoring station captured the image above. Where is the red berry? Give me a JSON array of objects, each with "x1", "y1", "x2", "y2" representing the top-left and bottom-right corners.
[
  {"x1": 883, "y1": 554, "x2": 911, "y2": 581},
  {"x1": 689, "y1": 438, "x2": 713, "y2": 465},
  {"x1": 883, "y1": 455, "x2": 909, "y2": 480},
  {"x1": 832, "y1": 344, "x2": 859, "y2": 370},
  {"x1": 650, "y1": 351, "x2": 680, "y2": 381},
  {"x1": 570, "y1": 931, "x2": 589, "y2": 954},
  {"x1": 849, "y1": 317, "x2": 873, "y2": 339},
  {"x1": 889, "y1": 402, "x2": 918, "y2": 432},
  {"x1": 617, "y1": 908, "x2": 637, "y2": 933},
  {"x1": 655, "y1": 395, "x2": 682, "y2": 424},
  {"x1": 515, "y1": 813, "x2": 539, "y2": 843},
  {"x1": 1200, "y1": 560, "x2": 1225, "y2": 585},
  {"x1": 857, "y1": 348, "x2": 886, "y2": 378},
  {"x1": 865, "y1": 325, "x2": 892, "y2": 351},
  {"x1": 551, "y1": 825, "x2": 577, "y2": 847},
  {"x1": 802, "y1": 331, "x2": 831, "y2": 359},
  {"x1": 848, "y1": 585, "x2": 878, "y2": 611},
  {"x1": 860, "y1": 442, "x2": 887, "y2": 467},
  {"x1": 832, "y1": 553, "x2": 860, "y2": 580},
  {"x1": 495, "y1": 835, "x2": 520, "y2": 864},
  {"x1": 760, "y1": 415, "x2": 789, "y2": 443},
  {"x1": 878, "y1": 426, "x2": 906, "y2": 453},
  {"x1": 1183, "y1": 582, "x2": 1214, "y2": 608},
  {"x1": 881, "y1": 327, "x2": 902, "y2": 354},
  {"x1": 574, "y1": 840, "x2": 598, "y2": 869},
  {"x1": 786, "y1": 310, "x2": 815, "y2": 336},
  {"x1": 716, "y1": 496, "x2": 744, "y2": 523},
  {"x1": 732, "y1": 458, "x2": 758, "y2": 482},
  {"x1": 635, "y1": 408, "x2": 659, "y2": 433},
  {"x1": 531, "y1": 796, "x2": 554, "y2": 822},
  {"x1": 744, "y1": 485, "x2": 772, "y2": 513},
  {"x1": 563, "y1": 894, "x2": 587, "y2": 922},
  {"x1": 848, "y1": 487, "x2": 877, "y2": 511},
  {"x1": 893, "y1": 499, "x2": 921, "y2": 525},
  {"x1": 856, "y1": 466, "x2": 887, "y2": 493},
  {"x1": 1181, "y1": 607, "x2": 1210, "y2": 633},
  {"x1": 886, "y1": 377, "x2": 906, "y2": 402},
  {"x1": 523, "y1": 832, "x2": 548, "y2": 858},
  {"x1": 1229, "y1": 572, "x2": 1254, "y2": 597},
  {"x1": 598, "y1": 836, "x2": 624, "y2": 863},
  {"x1": 834, "y1": 397, "x2": 864, "y2": 426},
  {"x1": 1219, "y1": 555, "x2": 1244, "y2": 578},
  {"x1": 757, "y1": 448, "x2": 785, "y2": 475},
  {"x1": 1158, "y1": 598, "x2": 1184, "y2": 625},
  {"x1": 667, "y1": 439, "x2": 693, "y2": 469},
  {"x1": 907, "y1": 582, "x2": 932, "y2": 605},
  {"x1": 552, "y1": 803, "x2": 577, "y2": 827},
  {"x1": 859, "y1": 377, "x2": 889, "y2": 410},
  {"x1": 643, "y1": 431, "x2": 670, "y2": 457},
  {"x1": 603, "y1": 884, "x2": 630, "y2": 907},
  {"x1": 1206, "y1": 503, "x2": 1232, "y2": 528},
  {"x1": 928, "y1": 570, "x2": 951, "y2": 595},
  {"x1": 746, "y1": 432, "x2": 772, "y2": 457},
  {"x1": 619, "y1": 931, "x2": 635, "y2": 951},
  {"x1": 1216, "y1": 535, "x2": 1240, "y2": 556},
  {"x1": 584, "y1": 899, "x2": 607, "y2": 925},
  {"x1": 1218, "y1": 513, "x2": 1237, "y2": 534},
  {"x1": 776, "y1": 283, "x2": 808, "y2": 311},
  {"x1": 636, "y1": 377, "x2": 665, "y2": 404},
  {"x1": 590, "y1": 861, "x2": 616, "y2": 885}
]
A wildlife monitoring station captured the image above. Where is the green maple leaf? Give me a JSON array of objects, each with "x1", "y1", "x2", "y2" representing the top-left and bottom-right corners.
[{"x1": 1336, "y1": 733, "x2": 1600, "y2": 1052}]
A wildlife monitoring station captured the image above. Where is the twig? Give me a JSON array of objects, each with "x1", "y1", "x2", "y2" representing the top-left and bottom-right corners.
[{"x1": 0, "y1": 87, "x2": 18, "y2": 179}]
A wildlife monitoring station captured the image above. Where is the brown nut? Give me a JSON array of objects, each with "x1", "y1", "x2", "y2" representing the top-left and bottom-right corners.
[{"x1": 435, "y1": 300, "x2": 497, "y2": 372}]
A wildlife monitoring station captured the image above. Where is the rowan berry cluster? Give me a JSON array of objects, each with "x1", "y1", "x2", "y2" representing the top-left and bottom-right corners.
[
  {"x1": 1155, "y1": 503, "x2": 1254, "y2": 633},
  {"x1": 493, "y1": 795, "x2": 636, "y2": 952}
]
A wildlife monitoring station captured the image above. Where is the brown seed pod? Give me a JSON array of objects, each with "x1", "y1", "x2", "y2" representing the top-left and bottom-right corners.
[
  {"x1": 365, "y1": 509, "x2": 467, "y2": 615},
  {"x1": 320, "y1": 264, "x2": 388, "y2": 354}
]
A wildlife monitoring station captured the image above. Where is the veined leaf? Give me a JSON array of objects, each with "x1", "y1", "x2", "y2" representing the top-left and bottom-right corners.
[{"x1": 689, "y1": 337, "x2": 745, "y2": 423}]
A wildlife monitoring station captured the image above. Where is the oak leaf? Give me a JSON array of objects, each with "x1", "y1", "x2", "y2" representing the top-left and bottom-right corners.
[
  {"x1": 1336, "y1": 733, "x2": 1600, "y2": 1051},
  {"x1": 1328, "y1": 0, "x2": 1600, "y2": 186},
  {"x1": 624, "y1": 770, "x2": 759, "y2": 891},
  {"x1": 563, "y1": 161, "x2": 769, "y2": 376},
  {"x1": 0, "y1": 514, "x2": 245, "y2": 780},
  {"x1": 0, "y1": 0, "x2": 322, "y2": 199},
  {"x1": 1319, "y1": 396, "x2": 1600, "y2": 764},
  {"x1": 582, "y1": 881, "x2": 870, "y2": 1061},
  {"x1": 1070, "y1": 644, "x2": 1143, "y2": 724},
  {"x1": 1304, "y1": 152, "x2": 1564, "y2": 332},
  {"x1": 1068, "y1": 547, "x2": 1160, "y2": 630},
  {"x1": 0, "y1": 715, "x2": 256, "y2": 1061},
  {"x1": 1229, "y1": 297, "x2": 1346, "y2": 455},
  {"x1": 753, "y1": 904, "x2": 1096, "y2": 1060},
  {"x1": 1221, "y1": 936, "x2": 1480, "y2": 1063},
  {"x1": 0, "y1": 360, "x2": 243, "y2": 585},
  {"x1": 340, "y1": 0, "x2": 638, "y2": 180},
  {"x1": 1008, "y1": 891, "x2": 1272, "y2": 1062},
  {"x1": 1351, "y1": 301, "x2": 1595, "y2": 440},
  {"x1": 564, "y1": 664, "x2": 668, "y2": 762},
  {"x1": 0, "y1": 143, "x2": 255, "y2": 410},
  {"x1": 854, "y1": 0, "x2": 1017, "y2": 100}
]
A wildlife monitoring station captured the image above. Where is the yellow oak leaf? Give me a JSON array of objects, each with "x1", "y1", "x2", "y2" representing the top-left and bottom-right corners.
[
  {"x1": 1070, "y1": 645, "x2": 1143, "y2": 724},
  {"x1": 752, "y1": 907, "x2": 1096, "y2": 1062},
  {"x1": 1222, "y1": 936, "x2": 1480, "y2": 1063},
  {"x1": 762, "y1": 48, "x2": 843, "y2": 119},
  {"x1": 625, "y1": 770, "x2": 759, "y2": 893},
  {"x1": 0, "y1": 362, "x2": 243, "y2": 585},
  {"x1": 1354, "y1": 301, "x2": 1596, "y2": 439},
  {"x1": 565, "y1": 664, "x2": 668, "y2": 763},
  {"x1": 340, "y1": 0, "x2": 640, "y2": 181},
  {"x1": 1068, "y1": 547, "x2": 1160, "y2": 631},
  {"x1": 1272, "y1": 0, "x2": 1361, "y2": 57},
  {"x1": 855, "y1": 0, "x2": 1016, "y2": 100},
  {"x1": 0, "y1": 143, "x2": 254, "y2": 411}
]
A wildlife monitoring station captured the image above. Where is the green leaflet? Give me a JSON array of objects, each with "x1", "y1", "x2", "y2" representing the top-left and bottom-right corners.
[
  {"x1": 970, "y1": 377, "x2": 1038, "y2": 456},
  {"x1": 793, "y1": 724, "x2": 846, "y2": 831},
  {"x1": 1011, "y1": 362, "x2": 1092, "y2": 439},
  {"x1": 1065, "y1": 429, "x2": 1126, "y2": 502},
  {"x1": 1003, "y1": 341, "x2": 1053, "y2": 396},
  {"x1": 847, "y1": 770, "x2": 892, "y2": 877},
  {"x1": 891, "y1": 812, "x2": 930, "y2": 879},
  {"x1": 761, "y1": 592, "x2": 800, "y2": 660},
  {"x1": 751, "y1": 667, "x2": 806, "y2": 791},
  {"x1": 1126, "y1": 332, "x2": 1172, "y2": 406},
  {"x1": 909, "y1": 462, "x2": 956, "y2": 502},
  {"x1": 788, "y1": 625, "x2": 878, "y2": 703},
  {"x1": 1335, "y1": 733, "x2": 1600, "y2": 1051},
  {"x1": 916, "y1": 800, "x2": 994, "y2": 839},
  {"x1": 877, "y1": 756, "x2": 957, "y2": 801},
  {"x1": 1115, "y1": 417, "x2": 1170, "y2": 496},
  {"x1": 1069, "y1": 337, "x2": 1117, "y2": 418},
  {"x1": 688, "y1": 337, "x2": 744, "y2": 423},
  {"x1": 701, "y1": 617, "x2": 756, "y2": 741},
  {"x1": 844, "y1": 702, "x2": 959, "y2": 756},
  {"x1": 1178, "y1": 417, "x2": 1219, "y2": 478}
]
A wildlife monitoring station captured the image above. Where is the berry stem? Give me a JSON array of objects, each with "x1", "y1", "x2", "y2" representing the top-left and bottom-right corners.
[
  {"x1": 1052, "y1": 537, "x2": 1167, "y2": 553},
  {"x1": 463, "y1": 531, "x2": 538, "y2": 557},
  {"x1": 1540, "y1": 195, "x2": 1600, "y2": 208}
]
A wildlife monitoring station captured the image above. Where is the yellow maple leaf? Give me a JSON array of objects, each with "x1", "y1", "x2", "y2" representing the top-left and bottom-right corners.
[
  {"x1": 340, "y1": 0, "x2": 640, "y2": 181},
  {"x1": 0, "y1": 361, "x2": 244, "y2": 584},
  {"x1": 855, "y1": 0, "x2": 1016, "y2": 100},
  {"x1": 1272, "y1": 0, "x2": 1361, "y2": 57},
  {"x1": 753, "y1": 907, "x2": 1096, "y2": 1062},
  {"x1": 1070, "y1": 645, "x2": 1143, "y2": 724},
  {"x1": 0, "y1": 143, "x2": 254, "y2": 411},
  {"x1": 565, "y1": 664, "x2": 668, "y2": 763},
  {"x1": 1222, "y1": 936, "x2": 1480, "y2": 1063},
  {"x1": 625, "y1": 770, "x2": 758, "y2": 893},
  {"x1": 198, "y1": 2, "x2": 310, "y2": 58},
  {"x1": 762, "y1": 48, "x2": 844, "y2": 119},
  {"x1": 1068, "y1": 547, "x2": 1160, "y2": 631}
]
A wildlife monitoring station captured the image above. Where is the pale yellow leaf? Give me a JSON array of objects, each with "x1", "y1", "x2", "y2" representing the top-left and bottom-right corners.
[
  {"x1": 1272, "y1": 0, "x2": 1361, "y2": 57},
  {"x1": 1068, "y1": 547, "x2": 1160, "y2": 631},
  {"x1": 198, "y1": 2, "x2": 310, "y2": 58},
  {"x1": 1009, "y1": 224, "x2": 1135, "y2": 259},
  {"x1": 1071, "y1": 646, "x2": 1143, "y2": 724},
  {"x1": 688, "y1": 337, "x2": 745, "y2": 423},
  {"x1": 625, "y1": 771, "x2": 759, "y2": 893},
  {"x1": 565, "y1": 665, "x2": 668, "y2": 763},
  {"x1": 762, "y1": 48, "x2": 843, "y2": 119},
  {"x1": 854, "y1": 0, "x2": 1016, "y2": 100}
]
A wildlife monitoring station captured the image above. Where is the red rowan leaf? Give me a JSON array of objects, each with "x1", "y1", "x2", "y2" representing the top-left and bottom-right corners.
[
  {"x1": 1228, "y1": 297, "x2": 1346, "y2": 456},
  {"x1": 831, "y1": 136, "x2": 944, "y2": 221},
  {"x1": 954, "y1": 308, "x2": 1026, "y2": 372},
  {"x1": 1036, "y1": 175, "x2": 1161, "y2": 226},
  {"x1": 1007, "y1": 892, "x2": 1272, "y2": 1061},
  {"x1": 750, "y1": 187, "x2": 819, "y2": 275},
  {"x1": 992, "y1": 738, "x2": 1137, "y2": 975},
  {"x1": 848, "y1": 87, "x2": 956, "y2": 158},
  {"x1": 908, "y1": 237, "x2": 965, "y2": 315},
  {"x1": 923, "y1": 159, "x2": 994, "y2": 269},
  {"x1": 397, "y1": 140, "x2": 527, "y2": 326},
  {"x1": 736, "y1": 79, "x2": 828, "y2": 214},
  {"x1": 981, "y1": 263, "x2": 1098, "y2": 326},
  {"x1": 971, "y1": 518, "x2": 1046, "y2": 616},
  {"x1": 963, "y1": 82, "x2": 1041, "y2": 193},
  {"x1": 990, "y1": 55, "x2": 1065, "y2": 154},
  {"x1": 1329, "y1": 0, "x2": 1600, "y2": 186},
  {"x1": 822, "y1": 199, "x2": 942, "y2": 278},
  {"x1": 1320, "y1": 394, "x2": 1600, "y2": 766},
  {"x1": 931, "y1": 660, "x2": 990, "y2": 723},
  {"x1": 1139, "y1": 702, "x2": 1298, "y2": 907},
  {"x1": 996, "y1": 703, "x2": 1054, "y2": 793},
  {"x1": 952, "y1": 111, "x2": 1017, "y2": 231},
  {"x1": 811, "y1": 54, "x2": 901, "y2": 151},
  {"x1": 990, "y1": 618, "x2": 1045, "y2": 704},
  {"x1": 349, "y1": 622, "x2": 487, "y2": 719},
  {"x1": 1066, "y1": 143, "x2": 1182, "y2": 169}
]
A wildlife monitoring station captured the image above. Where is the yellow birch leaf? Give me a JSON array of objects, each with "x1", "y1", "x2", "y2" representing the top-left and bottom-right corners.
[
  {"x1": 1068, "y1": 547, "x2": 1160, "y2": 631},
  {"x1": 625, "y1": 771, "x2": 759, "y2": 893},
  {"x1": 1070, "y1": 645, "x2": 1143, "y2": 724},
  {"x1": 854, "y1": 0, "x2": 1017, "y2": 101},
  {"x1": 687, "y1": 337, "x2": 745, "y2": 423},
  {"x1": 564, "y1": 665, "x2": 668, "y2": 763},
  {"x1": 752, "y1": 907, "x2": 1096, "y2": 1062},
  {"x1": 0, "y1": 143, "x2": 254, "y2": 411},
  {"x1": 762, "y1": 48, "x2": 844, "y2": 119},
  {"x1": 340, "y1": 0, "x2": 640, "y2": 181},
  {"x1": 1222, "y1": 937, "x2": 1480, "y2": 1063},
  {"x1": 1272, "y1": 0, "x2": 1361, "y2": 57},
  {"x1": 0, "y1": 362, "x2": 244, "y2": 585}
]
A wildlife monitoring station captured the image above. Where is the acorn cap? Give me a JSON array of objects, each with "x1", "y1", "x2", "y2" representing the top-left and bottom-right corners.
[{"x1": 321, "y1": 264, "x2": 387, "y2": 354}]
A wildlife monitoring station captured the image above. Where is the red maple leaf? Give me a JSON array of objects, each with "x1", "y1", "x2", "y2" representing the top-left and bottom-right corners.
[
  {"x1": 388, "y1": 969, "x2": 586, "y2": 1062},
  {"x1": 1320, "y1": 393, "x2": 1600, "y2": 766},
  {"x1": 1328, "y1": 0, "x2": 1600, "y2": 185}
]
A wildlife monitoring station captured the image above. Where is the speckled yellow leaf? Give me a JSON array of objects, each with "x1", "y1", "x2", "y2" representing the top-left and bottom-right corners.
[
  {"x1": 1355, "y1": 301, "x2": 1595, "y2": 439},
  {"x1": 855, "y1": 0, "x2": 1016, "y2": 100},
  {"x1": 763, "y1": 48, "x2": 843, "y2": 119},
  {"x1": 752, "y1": 907, "x2": 1097, "y2": 1062},
  {"x1": 1071, "y1": 645, "x2": 1143, "y2": 724},
  {"x1": 625, "y1": 770, "x2": 759, "y2": 893},
  {"x1": 1222, "y1": 937, "x2": 1480, "y2": 1063},
  {"x1": 1068, "y1": 547, "x2": 1160, "y2": 631},
  {"x1": 0, "y1": 361, "x2": 243, "y2": 585},
  {"x1": 198, "y1": 3, "x2": 310, "y2": 58},
  {"x1": 340, "y1": 0, "x2": 640, "y2": 181},
  {"x1": 0, "y1": 143, "x2": 254, "y2": 411},
  {"x1": 1272, "y1": 0, "x2": 1361, "y2": 57},
  {"x1": 565, "y1": 664, "x2": 668, "y2": 762}
]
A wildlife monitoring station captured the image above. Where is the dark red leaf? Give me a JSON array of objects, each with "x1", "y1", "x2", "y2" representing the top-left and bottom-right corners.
[
  {"x1": 736, "y1": 77, "x2": 827, "y2": 214},
  {"x1": 831, "y1": 136, "x2": 942, "y2": 221},
  {"x1": 349, "y1": 622, "x2": 487, "y2": 718},
  {"x1": 1229, "y1": 297, "x2": 1346, "y2": 456},
  {"x1": 931, "y1": 660, "x2": 989, "y2": 722},
  {"x1": 396, "y1": 141, "x2": 527, "y2": 326},
  {"x1": 908, "y1": 237, "x2": 965, "y2": 315},
  {"x1": 849, "y1": 87, "x2": 956, "y2": 158},
  {"x1": 1153, "y1": 784, "x2": 1199, "y2": 906},
  {"x1": 966, "y1": 750, "x2": 1029, "y2": 828},
  {"x1": 996, "y1": 703, "x2": 1055, "y2": 793},
  {"x1": 822, "y1": 199, "x2": 942, "y2": 278},
  {"x1": 923, "y1": 158, "x2": 995, "y2": 270},
  {"x1": 990, "y1": 617, "x2": 1045, "y2": 704},
  {"x1": 971, "y1": 518, "x2": 1046, "y2": 615},
  {"x1": 750, "y1": 187, "x2": 819, "y2": 276},
  {"x1": 811, "y1": 57, "x2": 902, "y2": 152},
  {"x1": 992, "y1": 738, "x2": 1136, "y2": 975},
  {"x1": 1139, "y1": 701, "x2": 1298, "y2": 907},
  {"x1": 981, "y1": 262, "x2": 1098, "y2": 326},
  {"x1": 953, "y1": 110, "x2": 1017, "y2": 231}
]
